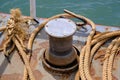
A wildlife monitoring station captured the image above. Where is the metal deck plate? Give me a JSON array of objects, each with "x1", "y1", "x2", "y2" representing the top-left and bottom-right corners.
[{"x1": 0, "y1": 13, "x2": 120, "y2": 80}]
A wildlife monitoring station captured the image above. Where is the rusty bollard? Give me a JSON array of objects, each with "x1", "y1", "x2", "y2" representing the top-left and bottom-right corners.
[{"x1": 43, "y1": 18, "x2": 78, "y2": 72}]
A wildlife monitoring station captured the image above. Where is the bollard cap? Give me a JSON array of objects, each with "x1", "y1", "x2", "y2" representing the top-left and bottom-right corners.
[{"x1": 45, "y1": 18, "x2": 76, "y2": 38}]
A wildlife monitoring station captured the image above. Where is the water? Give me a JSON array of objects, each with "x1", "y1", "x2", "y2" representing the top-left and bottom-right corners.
[{"x1": 0, "y1": 0, "x2": 120, "y2": 26}]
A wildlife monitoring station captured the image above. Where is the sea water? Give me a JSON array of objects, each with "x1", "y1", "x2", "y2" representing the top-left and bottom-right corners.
[{"x1": 0, "y1": 0, "x2": 119, "y2": 26}]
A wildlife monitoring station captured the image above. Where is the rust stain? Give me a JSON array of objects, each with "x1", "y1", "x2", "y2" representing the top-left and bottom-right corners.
[
  {"x1": 113, "y1": 75, "x2": 118, "y2": 80},
  {"x1": 94, "y1": 49, "x2": 106, "y2": 60},
  {"x1": 90, "y1": 65, "x2": 96, "y2": 76},
  {"x1": 118, "y1": 52, "x2": 120, "y2": 56},
  {"x1": 93, "y1": 76, "x2": 101, "y2": 80},
  {"x1": 3, "y1": 15, "x2": 7, "y2": 18},
  {"x1": 30, "y1": 41, "x2": 49, "y2": 69},
  {"x1": 113, "y1": 57, "x2": 118, "y2": 71},
  {"x1": 33, "y1": 70, "x2": 43, "y2": 80},
  {"x1": 30, "y1": 48, "x2": 40, "y2": 69},
  {"x1": 39, "y1": 41, "x2": 49, "y2": 49},
  {"x1": 105, "y1": 27, "x2": 110, "y2": 31},
  {"x1": 0, "y1": 73, "x2": 22, "y2": 80}
]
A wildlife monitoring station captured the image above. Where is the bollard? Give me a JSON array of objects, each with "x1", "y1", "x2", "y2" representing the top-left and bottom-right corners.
[{"x1": 44, "y1": 18, "x2": 77, "y2": 66}]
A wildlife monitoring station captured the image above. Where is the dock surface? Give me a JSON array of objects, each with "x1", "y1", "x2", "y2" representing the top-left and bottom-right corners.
[{"x1": 0, "y1": 13, "x2": 120, "y2": 80}]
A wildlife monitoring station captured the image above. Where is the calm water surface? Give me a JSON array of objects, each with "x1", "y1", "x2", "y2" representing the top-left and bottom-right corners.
[{"x1": 0, "y1": 0, "x2": 120, "y2": 26}]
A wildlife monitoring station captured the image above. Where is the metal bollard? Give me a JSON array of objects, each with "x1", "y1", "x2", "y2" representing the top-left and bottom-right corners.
[{"x1": 44, "y1": 18, "x2": 77, "y2": 66}]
